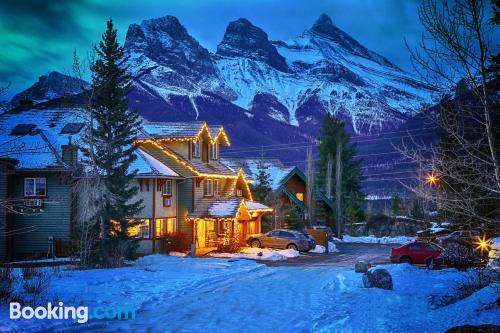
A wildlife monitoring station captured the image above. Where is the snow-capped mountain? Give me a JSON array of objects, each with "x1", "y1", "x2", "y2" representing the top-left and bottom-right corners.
[
  {"x1": 124, "y1": 14, "x2": 435, "y2": 136},
  {"x1": 10, "y1": 71, "x2": 88, "y2": 106}
]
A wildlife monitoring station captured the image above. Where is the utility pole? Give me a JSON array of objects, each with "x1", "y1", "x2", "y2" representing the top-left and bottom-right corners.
[
  {"x1": 305, "y1": 143, "x2": 315, "y2": 228},
  {"x1": 335, "y1": 137, "x2": 343, "y2": 238}
]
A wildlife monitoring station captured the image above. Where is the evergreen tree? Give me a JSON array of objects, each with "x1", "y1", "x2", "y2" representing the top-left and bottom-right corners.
[
  {"x1": 390, "y1": 193, "x2": 402, "y2": 217},
  {"x1": 82, "y1": 19, "x2": 143, "y2": 241},
  {"x1": 284, "y1": 206, "x2": 304, "y2": 231},
  {"x1": 317, "y1": 114, "x2": 365, "y2": 224},
  {"x1": 252, "y1": 158, "x2": 272, "y2": 203}
]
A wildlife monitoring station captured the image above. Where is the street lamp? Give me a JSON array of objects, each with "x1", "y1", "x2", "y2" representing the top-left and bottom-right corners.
[{"x1": 425, "y1": 172, "x2": 439, "y2": 186}]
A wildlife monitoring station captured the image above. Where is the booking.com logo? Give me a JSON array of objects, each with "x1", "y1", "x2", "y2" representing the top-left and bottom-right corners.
[{"x1": 10, "y1": 302, "x2": 136, "y2": 323}]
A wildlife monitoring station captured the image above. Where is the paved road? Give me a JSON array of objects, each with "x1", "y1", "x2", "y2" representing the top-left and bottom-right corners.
[{"x1": 265, "y1": 242, "x2": 396, "y2": 267}]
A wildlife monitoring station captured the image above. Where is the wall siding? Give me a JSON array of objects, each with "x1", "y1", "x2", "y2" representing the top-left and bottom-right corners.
[
  {"x1": 11, "y1": 172, "x2": 72, "y2": 259},
  {"x1": 178, "y1": 178, "x2": 193, "y2": 244}
]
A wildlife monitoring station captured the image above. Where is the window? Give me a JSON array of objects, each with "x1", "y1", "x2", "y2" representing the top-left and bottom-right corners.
[
  {"x1": 214, "y1": 179, "x2": 219, "y2": 195},
  {"x1": 408, "y1": 244, "x2": 422, "y2": 251},
  {"x1": 236, "y1": 189, "x2": 243, "y2": 197},
  {"x1": 162, "y1": 180, "x2": 172, "y2": 196},
  {"x1": 192, "y1": 139, "x2": 200, "y2": 157},
  {"x1": 296, "y1": 192, "x2": 304, "y2": 201},
  {"x1": 425, "y1": 244, "x2": 439, "y2": 252},
  {"x1": 128, "y1": 219, "x2": 150, "y2": 239},
  {"x1": 210, "y1": 143, "x2": 218, "y2": 160},
  {"x1": 24, "y1": 178, "x2": 46, "y2": 197},
  {"x1": 203, "y1": 179, "x2": 213, "y2": 196},
  {"x1": 163, "y1": 197, "x2": 172, "y2": 207},
  {"x1": 155, "y1": 218, "x2": 176, "y2": 237}
]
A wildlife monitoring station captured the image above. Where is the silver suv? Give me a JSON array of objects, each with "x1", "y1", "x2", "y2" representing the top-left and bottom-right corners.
[{"x1": 247, "y1": 229, "x2": 315, "y2": 252}]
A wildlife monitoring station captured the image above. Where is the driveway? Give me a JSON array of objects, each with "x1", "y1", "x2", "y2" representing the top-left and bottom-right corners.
[{"x1": 265, "y1": 242, "x2": 395, "y2": 267}]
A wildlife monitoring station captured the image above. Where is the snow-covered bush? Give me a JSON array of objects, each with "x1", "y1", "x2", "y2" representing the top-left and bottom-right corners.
[
  {"x1": 429, "y1": 268, "x2": 499, "y2": 308},
  {"x1": 439, "y1": 241, "x2": 488, "y2": 270}
]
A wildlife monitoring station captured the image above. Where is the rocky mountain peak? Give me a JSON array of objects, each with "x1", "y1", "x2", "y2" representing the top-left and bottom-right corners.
[
  {"x1": 310, "y1": 13, "x2": 336, "y2": 36},
  {"x1": 124, "y1": 15, "x2": 216, "y2": 79},
  {"x1": 11, "y1": 71, "x2": 88, "y2": 106},
  {"x1": 216, "y1": 18, "x2": 290, "y2": 73}
]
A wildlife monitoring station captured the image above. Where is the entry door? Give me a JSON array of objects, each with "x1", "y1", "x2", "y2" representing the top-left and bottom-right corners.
[
  {"x1": 196, "y1": 221, "x2": 206, "y2": 248},
  {"x1": 239, "y1": 222, "x2": 247, "y2": 246}
]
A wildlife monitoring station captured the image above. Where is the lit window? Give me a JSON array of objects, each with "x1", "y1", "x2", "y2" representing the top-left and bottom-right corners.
[
  {"x1": 296, "y1": 193, "x2": 304, "y2": 201},
  {"x1": 210, "y1": 143, "x2": 218, "y2": 160},
  {"x1": 192, "y1": 139, "x2": 200, "y2": 157},
  {"x1": 155, "y1": 218, "x2": 176, "y2": 237},
  {"x1": 24, "y1": 178, "x2": 46, "y2": 197},
  {"x1": 214, "y1": 179, "x2": 219, "y2": 195},
  {"x1": 203, "y1": 179, "x2": 213, "y2": 196},
  {"x1": 236, "y1": 189, "x2": 243, "y2": 197},
  {"x1": 128, "y1": 219, "x2": 150, "y2": 239},
  {"x1": 162, "y1": 179, "x2": 172, "y2": 196}
]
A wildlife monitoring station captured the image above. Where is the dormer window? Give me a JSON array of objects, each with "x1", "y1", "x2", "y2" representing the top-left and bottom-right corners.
[
  {"x1": 210, "y1": 143, "x2": 218, "y2": 160},
  {"x1": 192, "y1": 139, "x2": 200, "y2": 158}
]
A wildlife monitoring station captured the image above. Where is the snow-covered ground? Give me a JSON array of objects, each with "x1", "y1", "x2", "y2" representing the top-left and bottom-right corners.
[
  {"x1": 341, "y1": 235, "x2": 415, "y2": 244},
  {"x1": 1, "y1": 255, "x2": 498, "y2": 332},
  {"x1": 212, "y1": 247, "x2": 301, "y2": 261}
]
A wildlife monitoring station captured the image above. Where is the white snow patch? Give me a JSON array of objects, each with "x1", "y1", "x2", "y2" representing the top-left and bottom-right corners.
[
  {"x1": 310, "y1": 245, "x2": 326, "y2": 253},
  {"x1": 214, "y1": 247, "x2": 300, "y2": 261},
  {"x1": 341, "y1": 235, "x2": 415, "y2": 244}
]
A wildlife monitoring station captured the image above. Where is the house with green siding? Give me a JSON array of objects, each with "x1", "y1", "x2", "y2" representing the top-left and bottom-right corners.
[{"x1": 0, "y1": 108, "x2": 272, "y2": 262}]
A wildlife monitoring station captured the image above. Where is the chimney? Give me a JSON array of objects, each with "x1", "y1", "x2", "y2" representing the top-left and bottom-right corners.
[{"x1": 61, "y1": 136, "x2": 78, "y2": 168}]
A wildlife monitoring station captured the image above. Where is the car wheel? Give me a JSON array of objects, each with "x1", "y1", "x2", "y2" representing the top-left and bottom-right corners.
[
  {"x1": 400, "y1": 256, "x2": 412, "y2": 265},
  {"x1": 250, "y1": 239, "x2": 261, "y2": 248},
  {"x1": 287, "y1": 244, "x2": 298, "y2": 251}
]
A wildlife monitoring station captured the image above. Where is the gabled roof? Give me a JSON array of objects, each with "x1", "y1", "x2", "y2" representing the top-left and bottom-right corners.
[
  {"x1": 138, "y1": 121, "x2": 230, "y2": 146},
  {"x1": 277, "y1": 167, "x2": 335, "y2": 211},
  {"x1": 137, "y1": 140, "x2": 238, "y2": 178},
  {"x1": 188, "y1": 198, "x2": 272, "y2": 218},
  {"x1": 131, "y1": 149, "x2": 180, "y2": 178}
]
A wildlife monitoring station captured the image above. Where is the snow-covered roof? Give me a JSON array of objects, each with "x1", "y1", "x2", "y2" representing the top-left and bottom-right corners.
[
  {"x1": 140, "y1": 121, "x2": 206, "y2": 139},
  {"x1": 189, "y1": 198, "x2": 272, "y2": 218},
  {"x1": 0, "y1": 108, "x2": 87, "y2": 169},
  {"x1": 131, "y1": 148, "x2": 180, "y2": 177},
  {"x1": 221, "y1": 157, "x2": 293, "y2": 189}
]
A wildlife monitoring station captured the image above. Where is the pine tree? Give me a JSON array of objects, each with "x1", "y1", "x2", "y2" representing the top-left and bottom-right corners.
[
  {"x1": 317, "y1": 114, "x2": 365, "y2": 224},
  {"x1": 82, "y1": 19, "x2": 143, "y2": 241},
  {"x1": 284, "y1": 206, "x2": 304, "y2": 231},
  {"x1": 390, "y1": 193, "x2": 402, "y2": 217},
  {"x1": 252, "y1": 158, "x2": 272, "y2": 203}
]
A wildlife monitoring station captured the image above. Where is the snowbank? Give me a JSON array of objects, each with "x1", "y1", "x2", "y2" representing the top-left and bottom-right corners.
[
  {"x1": 213, "y1": 248, "x2": 301, "y2": 261},
  {"x1": 340, "y1": 235, "x2": 415, "y2": 244},
  {"x1": 328, "y1": 241, "x2": 339, "y2": 252},
  {"x1": 1, "y1": 255, "x2": 498, "y2": 332},
  {"x1": 310, "y1": 245, "x2": 326, "y2": 253}
]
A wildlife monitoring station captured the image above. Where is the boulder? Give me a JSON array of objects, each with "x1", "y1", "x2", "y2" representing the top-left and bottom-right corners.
[
  {"x1": 354, "y1": 260, "x2": 371, "y2": 273},
  {"x1": 362, "y1": 268, "x2": 393, "y2": 290}
]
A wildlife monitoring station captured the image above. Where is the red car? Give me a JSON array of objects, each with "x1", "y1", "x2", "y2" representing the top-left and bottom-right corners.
[{"x1": 390, "y1": 241, "x2": 444, "y2": 265}]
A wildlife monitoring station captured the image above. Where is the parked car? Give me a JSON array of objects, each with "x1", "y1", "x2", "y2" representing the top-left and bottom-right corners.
[
  {"x1": 437, "y1": 230, "x2": 481, "y2": 247},
  {"x1": 247, "y1": 229, "x2": 315, "y2": 252},
  {"x1": 301, "y1": 232, "x2": 317, "y2": 250},
  {"x1": 311, "y1": 225, "x2": 334, "y2": 241},
  {"x1": 390, "y1": 241, "x2": 444, "y2": 265}
]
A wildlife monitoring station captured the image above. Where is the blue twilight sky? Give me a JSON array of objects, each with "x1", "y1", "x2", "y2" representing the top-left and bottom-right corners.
[{"x1": 0, "y1": 0, "x2": 424, "y2": 100}]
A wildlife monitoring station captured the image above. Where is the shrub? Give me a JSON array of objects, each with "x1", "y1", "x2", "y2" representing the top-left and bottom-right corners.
[
  {"x1": 440, "y1": 241, "x2": 488, "y2": 270},
  {"x1": 22, "y1": 268, "x2": 50, "y2": 306},
  {"x1": 22, "y1": 266, "x2": 38, "y2": 280},
  {"x1": 429, "y1": 269, "x2": 499, "y2": 308},
  {"x1": 99, "y1": 238, "x2": 137, "y2": 268},
  {"x1": 0, "y1": 268, "x2": 14, "y2": 301},
  {"x1": 164, "y1": 232, "x2": 190, "y2": 252}
]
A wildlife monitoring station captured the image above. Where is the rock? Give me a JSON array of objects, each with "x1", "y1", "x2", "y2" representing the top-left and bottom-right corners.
[
  {"x1": 354, "y1": 260, "x2": 370, "y2": 273},
  {"x1": 362, "y1": 268, "x2": 393, "y2": 290},
  {"x1": 445, "y1": 324, "x2": 500, "y2": 333}
]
